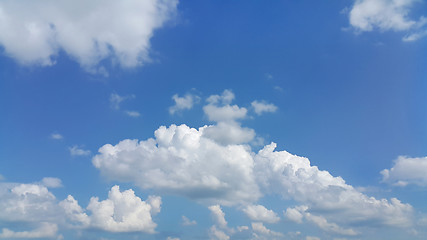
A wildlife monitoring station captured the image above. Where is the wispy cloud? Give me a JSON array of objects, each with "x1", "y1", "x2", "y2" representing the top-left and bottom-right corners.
[
  {"x1": 125, "y1": 111, "x2": 141, "y2": 118},
  {"x1": 50, "y1": 132, "x2": 63, "y2": 140},
  {"x1": 69, "y1": 146, "x2": 91, "y2": 156}
]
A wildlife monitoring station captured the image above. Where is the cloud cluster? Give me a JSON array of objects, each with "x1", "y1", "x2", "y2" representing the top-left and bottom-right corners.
[
  {"x1": 381, "y1": 156, "x2": 427, "y2": 186},
  {"x1": 0, "y1": 0, "x2": 178, "y2": 72},
  {"x1": 0, "y1": 180, "x2": 161, "y2": 238},
  {"x1": 92, "y1": 90, "x2": 415, "y2": 236},
  {"x1": 348, "y1": 0, "x2": 427, "y2": 41}
]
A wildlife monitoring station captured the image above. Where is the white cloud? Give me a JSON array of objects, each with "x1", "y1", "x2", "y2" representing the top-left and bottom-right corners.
[
  {"x1": 306, "y1": 237, "x2": 321, "y2": 240},
  {"x1": 209, "y1": 205, "x2": 228, "y2": 228},
  {"x1": 348, "y1": 0, "x2": 427, "y2": 41},
  {"x1": 50, "y1": 133, "x2": 63, "y2": 140},
  {"x1": 87, "y1": 185, "x2": 160, "y2": 233},
  {"x1": 251, "y1": 101, "x2": 278, "y2": 115},
  {"x1": 169, "y1": 93, "x2": 200, "y2": 115},
  {"x1": 69, "y1": 145, "x2": 91, "y2": 156},
  {"x1": 182, "y1": 216, "x2": 197, "y2": 226},
  {"x1": 93, "y1": 123, "x2": 261, "y2": 206},
  {"x1": 41, "y1": 177, "x2": 62, "y2": 188},
  {"x1": 0, "y1": 222, "x2": 58, "y2": 239},
  {"x1": 243, "y1": 205, "x2": 280, "y2": 223},
  {"x1": 251, "y1": 222, "x2": 283, "y2": 237},
  {"x1": 381, "y1": 156, "x2": 427, "y2": 186},
  {"x1": 202, "y1": 121, "x2": 255, "y2": 145},
  {"x1": 0, "y1": 0, "x2": 178, "y2": 71},
  {"x1": 92, "y1": 90, "x2": 415, "y2": 235},
  {"x1": 59, "y1": 195, "x2": 90, "y2": 227},
  {"x1": 125, "y1": 110, "x2": 141, "y2": 118},
  {"x1": 209, "y1": 226, "x2": 230, "y2": 240}
]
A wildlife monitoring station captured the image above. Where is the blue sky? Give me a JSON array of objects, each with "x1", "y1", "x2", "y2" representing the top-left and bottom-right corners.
[{"x1": 0, "y1": 0, "x2": 427, "y2": 239}]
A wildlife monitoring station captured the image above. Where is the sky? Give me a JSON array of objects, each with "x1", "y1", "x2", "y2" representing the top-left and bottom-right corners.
[{"x1": 0, "y1": 0, "x2": 427, "y2": 239}]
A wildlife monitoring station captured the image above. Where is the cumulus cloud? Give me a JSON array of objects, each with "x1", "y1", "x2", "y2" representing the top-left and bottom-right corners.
[
  {"x1": 93, "y1": 123, "x2": 261, "y2": 206},
  {"x1": 0, "y1": 222, "x2": 58, "y2": 239},
  {"x1": 86, "y1": 186, "x2": 160, "y2": 233},
  {"x1": 92, "y1": 90, "x2": 415, "y2": 236},
  {"x1": 169, "y1": 93, "x2": 200, "y2": 115},
  {"x1": 69, "y1": 145, "x2": 91, "y2": 156},
  {"x1": 251, "y1": 101, "x2": 278, "y2": 115},
  {"x1": 182, "y1": 216, "x2": 197, "y2": 226},
  {"x1": 348, "y1": 0, "x2": 427, "y2": 41},
  {"x1": 243, "y1": 205, "x2": 280, "y2": 223},
  {"x1": 0, "y1": 179, "x2": 160, "y2": 236},
  {"x1": 381, "y1": 156, "x2": 427, "y2": 186},
  {"x1": 0, "y1": 0, "x2": 178, "y2": 71}
]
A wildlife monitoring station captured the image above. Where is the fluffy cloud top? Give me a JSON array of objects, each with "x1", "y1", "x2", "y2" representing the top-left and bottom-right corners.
[
  {"x1": 86, "y1": 186, "x2": 160, "y2": 233},
  {"x1": 92, "y1": 90, "x2": 415, "y2": 235},
  {"x1": 243, "y1": 205, "x2": 280, "y2": 223},
  {"x1": 381, "y1": 156, "x2": 427, "y2": 186},
  {"x1": 348, "y1": 0, "x2": 427, "y2": 41},
  {"x1": 93, "y1": 124, "x2": 260, "y2": 206},
  {"x1": 0, "y1": 0, "x2": 178, "y2": 71},
  {"x1": 0, "y1": 180, "x2": 161, "y2": 236}
]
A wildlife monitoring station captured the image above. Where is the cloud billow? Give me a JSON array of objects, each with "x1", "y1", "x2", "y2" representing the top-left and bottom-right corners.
[{"x1": 0, "y1": 0, "x2": 178, "y2": 73}]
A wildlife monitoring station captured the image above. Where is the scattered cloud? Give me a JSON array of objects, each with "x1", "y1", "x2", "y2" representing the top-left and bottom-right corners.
[
  {"x1": 243, "y1": 204, "x2": 280, "y2": 223},
  {"x1": 306, "y1": 236, "x2": 321, "y2": 240},
  {"x1": 125, "y1": 110, "x2": 141, "y2": 118},
  {"x1": 92, "y1": 90, "x2": 415, "y2": 236},
  {"x1": 251, "y1": 101, "x2": 278, "y2": 115},
  {"x1": 110, "y1": 93, "x2": 135, "y2": 110},
  {"x1": 251, "y1": 222, "x2": 283, "y2": 238},
  {"x1": 381, "y1": 156, "x2": 427, "y2": 187},
  {"x1": 209, "y1": 225, "x2": 230, "y2": 240},
  {"x1": 0, "y1": 0, "x2": 178, "y2": 72},
  {"x1": 85, "y1": 186, "x2": 160, "y2": 233},
  {"x1": 0, "y1": 222, "x2": 58, "y2": 239},
  {"x1": 69, "y1": 145, "x2": 91, "y2": 156},
  {"x1": 50, "y1": 133, "x2": 63, "y2": 140},
  {"x1": 169, "y1": 93, "x2": 200, "y2": 115},
  {"x1": 182, "y1": 216, "x2": 197, "y2": 226},
  {"x1": 348, "y1": 0, "x2": 427, "y2": 41}
]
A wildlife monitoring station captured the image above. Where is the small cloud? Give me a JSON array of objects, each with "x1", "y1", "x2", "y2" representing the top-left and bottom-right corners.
[
  {"x1": 50, "y1": 133, "x2": 63, "y2": 140},
  {"x1": 274, "y1": 86, "x2": 283, "y2": 92},
  {"x1": 182, "y1": 216, "x2": 197, "y2": 226},
  {"x1": 169, "y1": 93, "x2": 200, "y2": 115},
  {"x1": 265, "y1": 73, "x2": 273, "y2": 79},
  {"x1": 125, "y1": 111, "x2": 140, "y2": 118},
  {"x1": 69, "y1": 145, "x2": 91, "y2": 156},
  {"x1": 110, "y1": 93, "x2": 135, "y2": 110},
  {"x1": 41, "y1": 177, "x2": 63, "y2": 188},
  {"x1": 251, "y1": 100, "x2": 278, "y2": 115},
  {"x1": 0, "y1": 174, "x2": 4, "y2": 181}
]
